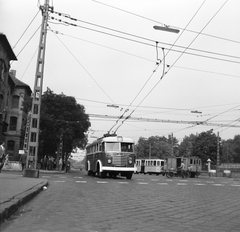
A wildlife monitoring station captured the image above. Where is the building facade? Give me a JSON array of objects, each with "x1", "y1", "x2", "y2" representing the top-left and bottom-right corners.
[{"x1": 0, "y1": 34, "x2": 32, "y2": 160}]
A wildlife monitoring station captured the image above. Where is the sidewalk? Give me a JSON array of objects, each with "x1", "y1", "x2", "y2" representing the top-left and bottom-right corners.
[{"x1": 0, "y1": 171, "x2": 48, "y2": 224}]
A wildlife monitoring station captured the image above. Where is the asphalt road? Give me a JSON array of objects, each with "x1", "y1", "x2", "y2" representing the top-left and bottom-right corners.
[{"x1": 1, "y1": 170, "x2": 240, "y2": 232}]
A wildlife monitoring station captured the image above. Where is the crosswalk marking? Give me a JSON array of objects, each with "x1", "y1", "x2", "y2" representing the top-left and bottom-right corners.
[
  {"x1": 177, "y1": 183, "x2": 188, "y2": 185},
  {"x1": 194, "y1": 183, "x2": 205, "y2": 186},
  {"x1": 138, "y1": 182, "x2": 148, "y2": 185},
  {"x1": 118, "y1": 182, "x2": 129, "y2": 184},
  {"x1": 76, "y1": 181, "x2": 87, "y2": 183},
  {"x1": 157, "y1": 183, "x2": 168, "y2": 185},
  {"x1": 97, "y1": 181, "x2": 108, "y2": 184},
  {"x1": 54, "y1": 180, "x2": 65, "y2": 182}
]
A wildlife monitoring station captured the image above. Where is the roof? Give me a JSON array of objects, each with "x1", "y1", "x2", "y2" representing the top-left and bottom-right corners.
[
  {"x1": 0, "y1": 33, "x2": 17, "y2": 61},
  {"x1": 9, "y1": 71, "x2": 32, "y2": 95}
]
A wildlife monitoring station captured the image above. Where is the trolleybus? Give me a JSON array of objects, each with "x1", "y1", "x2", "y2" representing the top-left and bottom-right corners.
[
  {"x1": 85, "y1": 134, "x2": 136, "y2": 179},
  {"x1": 135, "y1": 158, "x2": 164, "y2": 175}
]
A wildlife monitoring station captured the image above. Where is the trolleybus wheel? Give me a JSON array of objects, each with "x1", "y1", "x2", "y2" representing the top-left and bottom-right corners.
[
  {"x1": 97, "y1": 170, "x2": 106, "y2": 178},
  {"x1": 126, "y1": 172, "x2": 133, "y2": 180},
  {"x1": 87, "y1": 170, "x2": 92, "y2": 176}
]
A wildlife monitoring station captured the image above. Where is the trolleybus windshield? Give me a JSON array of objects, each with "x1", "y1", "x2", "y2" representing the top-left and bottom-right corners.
[{"x1": 105, "y1": 142, "x2": 134, "y2": 152}]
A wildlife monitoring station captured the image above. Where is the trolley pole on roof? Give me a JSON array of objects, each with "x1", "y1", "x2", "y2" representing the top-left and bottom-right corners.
[{"x1": 26, "y1": 0, "x2": 52, "y2": 169}]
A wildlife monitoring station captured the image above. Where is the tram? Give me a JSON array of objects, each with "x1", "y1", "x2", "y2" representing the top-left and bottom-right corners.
[
  {"x1": 85, "y1": 134, "x2": 136, "y2": 179},
  {"x1": 163, "y1": 156, "x2": 202, "y2": 178},
  {"x1": 135, "y1": 158, "x2": 165, "y2": 175}
]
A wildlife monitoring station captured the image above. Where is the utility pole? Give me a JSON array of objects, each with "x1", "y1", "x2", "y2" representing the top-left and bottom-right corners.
[
  {"x1": 149, "y1": 143, "x2": 151, "y2": 159},
  {"x1": 26, "y1": 0, "x2": 52, "y2": 169},
  {"x1": 217, "y1": 132, "x2": 220, "y2": 173}
]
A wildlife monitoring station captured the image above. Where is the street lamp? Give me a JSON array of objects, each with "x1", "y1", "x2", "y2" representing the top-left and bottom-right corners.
[{"x1": 153, "y1": 25, "x2": 180, "y2": 34}]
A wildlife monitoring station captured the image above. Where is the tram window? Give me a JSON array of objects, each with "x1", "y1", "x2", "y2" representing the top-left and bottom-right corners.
[
  {"x1": 157, "y1": 161, "x2": 160, "y2": 166},
  {"x1": 154, "y1": 161, "x2": 156, "y2": 166},
  {"x1": 190, "y1": 159, "x2": 193, "y2": 165}
]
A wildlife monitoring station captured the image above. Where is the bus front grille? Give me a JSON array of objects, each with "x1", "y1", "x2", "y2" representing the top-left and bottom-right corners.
[{"x1": 113, "y1": 155, "x2": 127, "y2": 166}]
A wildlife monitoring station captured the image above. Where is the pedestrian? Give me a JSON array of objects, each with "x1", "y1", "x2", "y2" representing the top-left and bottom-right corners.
[
  {"x1": 179, "y1": 160, "x2": 185, "y2": 176},
  {"x1": 66, "y1": 159, "x2": 71, "y2": 173},
  {"x1": 43, "y1": 155, "x2": 47, "y2": 170},
  {"x1": 19, "y1": 151, "x2": 27, "y2": 171},
  {"x1": 59, "y1": 157, "x2": 63, "y2": 171},
  {"x1": 0, "y1": 141, "x2": 6, "y2": 172}
]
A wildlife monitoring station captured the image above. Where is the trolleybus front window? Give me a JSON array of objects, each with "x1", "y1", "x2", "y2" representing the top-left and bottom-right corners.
[
  {"x1": 121, "y1": 143, "x2": 133, "y2": 152},
  {"x1": 105, "y1": 142, "x2": 119, "y2": 151}
]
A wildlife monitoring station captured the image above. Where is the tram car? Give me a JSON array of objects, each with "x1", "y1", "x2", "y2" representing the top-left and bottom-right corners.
[
  {"x1": 163, "y1": 156, "x2": 202, "y2": 178},
  {"x1": 135, "y1": 159, "x2": 164, "y2": 175}
]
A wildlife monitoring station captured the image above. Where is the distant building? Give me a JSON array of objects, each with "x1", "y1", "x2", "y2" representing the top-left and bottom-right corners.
[
  {"x1": 71, "y1": 148, "x2": 86, "y2": 162},
  {"x1": 0, "y1": 34, "x2": 32, "y2": 160}
]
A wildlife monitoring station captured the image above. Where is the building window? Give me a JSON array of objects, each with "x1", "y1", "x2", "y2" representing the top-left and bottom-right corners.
[
  {"x1": 30, "y1": 132, "x2": 37, "y2": 142},
  {"x1": 7, "y1": 140, "x2": 15, "y2": 151},
  {"x1": 0, "y1": 59, "x2": 5, "y2": 81},
  {"x1": 0, "y1": 94, "x2": 3, "y2": 112},
  {"x1": 9, "y1": 116, "x2": 17, "y2": 131},
  {"x1": 33, "y1": 104, "x2": 38, "y2": 114},
  {"x1": 32, "y1": 118, "x2": 38, "y2": 128},
  {"x1": 12, "y1": 95, "x2": 20, "y2": 108}
]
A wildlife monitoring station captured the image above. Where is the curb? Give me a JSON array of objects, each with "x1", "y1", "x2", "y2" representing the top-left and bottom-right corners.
[{"x1": 0, "y1": 179, "x2": 48, "y2": 224}]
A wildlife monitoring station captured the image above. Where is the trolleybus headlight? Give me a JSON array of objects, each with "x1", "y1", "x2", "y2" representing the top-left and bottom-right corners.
[
  {"x1": 128, "y1": 157, "x2": 133, "y2": 164},
  {"x1": 108, "y1": 159, "x2": 112, "y2": 164}
]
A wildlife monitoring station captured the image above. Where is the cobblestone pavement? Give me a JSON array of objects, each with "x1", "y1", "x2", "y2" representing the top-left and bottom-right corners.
[{"x1": 1, "y1": 171, "x2": 240, "y2": 232}]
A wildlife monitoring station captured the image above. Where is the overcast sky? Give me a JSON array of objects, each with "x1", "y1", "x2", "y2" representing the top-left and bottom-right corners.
[{"x1": 1, "y1": 0, "x2": 240, "y2": 143}]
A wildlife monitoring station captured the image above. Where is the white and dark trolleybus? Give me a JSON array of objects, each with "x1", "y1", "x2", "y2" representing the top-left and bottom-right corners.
[
  {"x1": 85, "y1": 134, "x2": 136, "y2": 179},
  {"x1": 135, "y1": 158, "x2": 165, "y2": 175}
]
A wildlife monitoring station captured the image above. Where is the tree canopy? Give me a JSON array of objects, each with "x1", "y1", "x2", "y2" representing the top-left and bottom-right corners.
[
  {"x1": 38, "y1": 89, "x2": 91, "y2": 159},
  {"x1": 135, "y1": 130, "x2": 240, "y2": 167}
]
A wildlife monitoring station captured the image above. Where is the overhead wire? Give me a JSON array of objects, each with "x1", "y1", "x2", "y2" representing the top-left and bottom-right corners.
[
  {"x1": 91, "y1": 0, "x2": 240, "y2": 46},
  {"x1": 12, "y1": 9, "x2": 40, "y2": 49},
  {"x1": 14, "y1": 24, "x2": 41, "y2": 58},
  {"x1": 49, "y1": 3, "x2": 239, "y2": 138},
  {"x1": 49, "y1": 12, "x2": 240, "y2": 64},
  {"x1": 48, "y1": 29, "x2": 240, "y2": 79},
  {"x1": 49, "y1": 26, "x2": 115, "y2": 104},
  {"x1": 165, "y1": 0, "x2": 229, "y2": 75}
]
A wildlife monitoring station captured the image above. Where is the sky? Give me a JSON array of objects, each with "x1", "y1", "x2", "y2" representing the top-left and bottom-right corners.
[{"x1": 1, "y1": 0, "x2": 240, "y2": 144}]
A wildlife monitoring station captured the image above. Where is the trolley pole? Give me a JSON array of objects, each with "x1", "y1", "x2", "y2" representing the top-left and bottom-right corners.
[{"x1": 26, "y1": 0, "x2": 52, "y2": 170}]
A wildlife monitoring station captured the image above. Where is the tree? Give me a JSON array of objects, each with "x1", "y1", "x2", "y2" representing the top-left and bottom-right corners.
[
  {"x1": 135, "y1": 135, "x2": 177, "y2": 159},
  {"x1": 39, "y1": 89, "x2": 91, "y2": 160},
  {"x1": 178, "y1": 134, "x2": 197, "y2": 157},
  {"x1": 191, "y1": 129, "x2": 219, "y2": 165}
]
